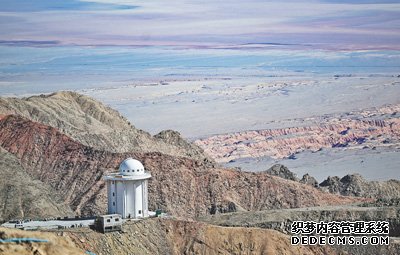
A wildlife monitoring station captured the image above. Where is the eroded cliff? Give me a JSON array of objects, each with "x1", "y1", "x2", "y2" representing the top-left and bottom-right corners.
[{"x1": 195, "y1": 104, "x2": 400, "y2": 163}]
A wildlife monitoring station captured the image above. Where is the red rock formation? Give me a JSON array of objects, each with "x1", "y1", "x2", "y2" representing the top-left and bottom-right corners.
[{"x1": 195, "y1": 113, "x2": 400, "y2": 163}]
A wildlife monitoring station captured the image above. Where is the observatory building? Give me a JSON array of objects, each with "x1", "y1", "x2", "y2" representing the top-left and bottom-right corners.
[{"x1": 104, "y1": 158, "x2": 151, "y2": 219}]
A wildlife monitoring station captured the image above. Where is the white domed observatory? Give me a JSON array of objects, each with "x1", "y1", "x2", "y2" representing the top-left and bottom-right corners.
[{"x1": 104, "y1": 158, "x2": 151, "y2": 219}]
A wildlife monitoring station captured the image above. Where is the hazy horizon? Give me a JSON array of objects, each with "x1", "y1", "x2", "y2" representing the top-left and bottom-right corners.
[
  {"x1": 1, "y1": 0, "x2": 400, "y2": 50},
  {"x1": 1, "y1": 0, "x2": 400, "y2": 96}
]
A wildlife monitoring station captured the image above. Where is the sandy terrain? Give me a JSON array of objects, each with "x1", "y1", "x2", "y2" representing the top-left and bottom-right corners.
[{"x1": 84, "y1": 75, "x2": 400, "y2": 137}]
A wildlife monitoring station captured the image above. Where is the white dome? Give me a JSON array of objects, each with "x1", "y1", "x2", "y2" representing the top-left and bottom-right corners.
[{"x1": 119, "y1": 158, "x2": 145, "y2": 176}]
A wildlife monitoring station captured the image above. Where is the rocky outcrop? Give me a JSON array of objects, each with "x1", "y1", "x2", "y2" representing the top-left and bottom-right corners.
[
  {"x1": 319, "y1": 176, "x2": 342, "y2": 193},
  {"x1": 0, "y1": 147, "x2": 73, "y2": 222},
  {"x1": 0, "y1": 91, "x2": 211, "y2": 163},
  {"x1": 154, "y1": 129, "x2": 213, "y2": 165},
  {"x1": 319, "y1": 174, "x2": 400, "y2": 199},
  {"x1": 195, "y1": 104, "x2": 400, "y2": 163},
  {"x1": 0, "y1": 115, "x2": 363, "y2": 219},
  {"x1": 265, "y1": 164, "x2": 299, "y2": 181},
  {"x1": 263, "y1": 163, "x2": 400, "y2": 201},
  {"x1": 300, "y1": 173, "x2": 319, "y2": 187},
  {"x1": 265, "y1": 164, "x2": 400, "y2": 200}
]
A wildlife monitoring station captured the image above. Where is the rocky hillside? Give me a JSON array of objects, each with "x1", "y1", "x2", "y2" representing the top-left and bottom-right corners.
[
  {"x1": 201, "y1": 206, "x2": 400, "y2": 255},
  {"x1": 0, "y1": 91, "x2": 210, "y2": 163},
  {"x1": 201, "y1": 205, "x2": 400, "y2": 237},
  {"x1": 0, "y1": 218, "x2": 338, "y2": 255},
  {"x1": 1, "y1": 213, "x2": 398, "y2": 255},
  {"x1": 265, "y1": 164, "x2": 300, "y2": 182},
  {"x1": 0, "y1": 92, "x2": 398, "y2": 255},
  {"x1": 319, "y1": 174, "x2": 400, "y2": 199},
  {"x1": 0, "y1": 114, "x2": 363, "y2": 220},
  {"x1": 0, "y1": 147, "x2": 72, "y2": 222},
  {"x1": 65, "y1": 218, "x2": 335, "y2": 255}
]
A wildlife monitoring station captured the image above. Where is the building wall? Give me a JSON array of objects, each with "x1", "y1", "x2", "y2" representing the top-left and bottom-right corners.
[
  {"x1": 143, "y1": 180, "x2": 148, "y2": 216},
  {"x1": 135, "y1": 181, "x2": 143, "y2": 217},
  {"x1": 97, "y1": 214, "x2": 122, "y2": 233},
  {"x1": 108, "y1": 180, "x2": 117, "y2": 214},
  {"x1": 116, "y1": 181, "x2": 125, "y2": 217},
  {"x1": 107, "y1": 179, "x2": 149, "y2": 218},
  {"x1": 125, "y1": 181, "x2": 135, "y2": 218}
]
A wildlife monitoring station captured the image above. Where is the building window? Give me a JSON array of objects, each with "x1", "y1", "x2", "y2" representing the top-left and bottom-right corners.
[
  {"x1": 115, "y1": 218, "x2": 119, "y2": 222},
  {"x1": 112, "y1": 192, "x2": 115, "y2": 196},
  {"x1": 127, "y1": 170, "x2": 130, "y2": 172},
  {"x1": 138, "y1": 210, "x2": 142, "y2": 214},
  {"x1": 137, "y1": 169, "x2": 139, "y2": 172},
  {"x1": 107, "y1": 219, "x2": 111, "y2": 222},
  {"x1": 112, "y1": 181, "x2": 115, "y2": 184},
  {"x1": 113, "y1": 202, "x2": 115, "y2": 206}
]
